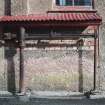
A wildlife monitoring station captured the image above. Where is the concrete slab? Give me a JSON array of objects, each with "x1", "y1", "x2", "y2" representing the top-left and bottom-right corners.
[
  {"x1": 32, "y1": 91, "x2": 84, "y2": 97},
  {"x1": 90, "y1": 94, "x2": 105, "y2": 99},
  {"x1": 30, "y1": 91, "x2": 85, "y2": 100},
  {"x1": 0, "y1": 91, "x2": 13, "y2": 97}
]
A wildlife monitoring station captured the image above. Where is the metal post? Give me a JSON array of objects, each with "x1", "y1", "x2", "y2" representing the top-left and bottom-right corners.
[{"x1": 19, "y1": 27, "x2": 25, "y2": 93}]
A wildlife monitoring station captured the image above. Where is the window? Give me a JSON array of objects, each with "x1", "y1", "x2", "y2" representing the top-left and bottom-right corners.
[
  {"x1": 74, "y1": 0, "x2": 91, "y2": 6},
  {"x1": 56, "y1": 0, "x2": 92, "y2": 6}
]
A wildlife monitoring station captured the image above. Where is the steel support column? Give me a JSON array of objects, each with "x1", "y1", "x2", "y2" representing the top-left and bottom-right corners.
[{"x1": 19, "y1": 27, "x2": 25, "y2": 93}]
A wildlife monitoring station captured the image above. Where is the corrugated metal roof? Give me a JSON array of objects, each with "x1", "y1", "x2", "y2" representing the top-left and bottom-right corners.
[{"x1": 0, "y1": 12, "x2": 102, "y2": 22}]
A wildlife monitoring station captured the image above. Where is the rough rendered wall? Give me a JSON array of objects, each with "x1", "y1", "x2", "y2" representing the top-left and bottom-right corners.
[
  {"x1": 11, "y1": 0, "x2": 53, "y2": 15},
  {"x1": 11, "y1": 0, "x2": 27, "y2": 15},
  {"x1": 0, "y1": 0, "x2": 4, "y2": 15},
  {"x1": 0, "y1": 47, "x2": 7, "y2": 91},
  {"x1": 95, "y1": 0, "x2": 105, "y2": 91},
  {"x1": 28, "y1": 0, "x2": 53, "y2": 14}
]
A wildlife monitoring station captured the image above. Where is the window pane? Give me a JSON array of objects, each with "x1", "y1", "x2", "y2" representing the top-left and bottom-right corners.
[
  {"x1": 60, "y1": 0, "x2": 66, "y2": 5},
  {"x1": 84, "y1": 0, "x2": 91, "y2": 5},
  {"x1": 56, "y1": 0, "x2": 72, "y2": 6},
  {"x1": 66, "y1": 0, "x2": 72, "y2": 6},
  {"x1": 56, "y1": 0, "x2": 60, "y2": 5},
  {"x1": 74, "y1": 0, "x2": 91, "y2": 6},
  {"x1": 57, "y1": 0, "x2": 66, "y2": 6},
  {"x1": 56, "y1": 0, "x2": 91, "y2": 6}
]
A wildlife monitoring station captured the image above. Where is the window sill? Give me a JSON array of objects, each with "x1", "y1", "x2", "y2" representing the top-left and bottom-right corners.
[{"x1": 52, "y1": 6, "x2": 93, "y2": 11}]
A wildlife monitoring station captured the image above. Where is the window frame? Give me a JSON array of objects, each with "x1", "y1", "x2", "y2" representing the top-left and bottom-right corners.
[{"x1": 56, "y1": 0, "x2": 93, "y2": 7}]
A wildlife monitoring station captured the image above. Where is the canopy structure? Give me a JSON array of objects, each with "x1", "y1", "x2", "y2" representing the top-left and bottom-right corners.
[
  {"x1": 0, "y1": 10, "x2": 102, "y2": 93},
  {"x1": 0, "y1": 12, "x2": 101, "y2": 22}
]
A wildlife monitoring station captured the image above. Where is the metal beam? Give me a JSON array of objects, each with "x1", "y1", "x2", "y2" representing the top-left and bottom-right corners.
[{"x1": 25, "y1": 34, "x2": 95, "y2": 40}]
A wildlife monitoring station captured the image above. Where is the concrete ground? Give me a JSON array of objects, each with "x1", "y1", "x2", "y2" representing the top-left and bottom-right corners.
[
  {"x1": 0, "y1": 97, "x2": 105, "y2": 105},
  {"x1": 0, "y1": 91, "x2": 105, "y2": 105}
]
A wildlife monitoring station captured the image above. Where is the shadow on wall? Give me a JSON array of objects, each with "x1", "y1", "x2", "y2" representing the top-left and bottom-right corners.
[
  {"x1": 78, "y1": 48, "x2": 83, "y2": 92},
  {"x1": 77, "y1": 39, "x2": 84, "y2": 92},
  {"x1": 4, "y1": 42, "x2": 16, "y2": 94}
]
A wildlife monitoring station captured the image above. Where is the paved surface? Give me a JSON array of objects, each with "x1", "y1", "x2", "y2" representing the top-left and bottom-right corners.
[
  {"x1": 0, "y1": 97, "x2": 105, "y2": 105},
  {"x1": 0, "y1": 91, "x2": 105, "y2": 105}
]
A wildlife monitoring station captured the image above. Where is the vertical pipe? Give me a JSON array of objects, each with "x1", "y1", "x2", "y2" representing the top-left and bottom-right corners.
[
  {"x1": 5, "y1": 0, "x2": 11, "y2": 15},
  {"x1": 97, "y1": 27, "x2": 100, "y2": 68},
  {"x1": 19, "y1": 27, "x2": 25, "y2": 93},
  {"x1": 97, "y1": 27, "x2": 101, "y2": 89},
  {"x1": 93, "y1": 34, "x2": 97, "y2": 90},
  {"x1": 92, "y1": 0, "x2": 95, "y2": 9}
]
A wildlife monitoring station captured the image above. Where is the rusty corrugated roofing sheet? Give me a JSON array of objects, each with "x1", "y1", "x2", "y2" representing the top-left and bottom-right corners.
[{"x1": 0, "y1": 12, "x2": 102, "y2": 22}]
